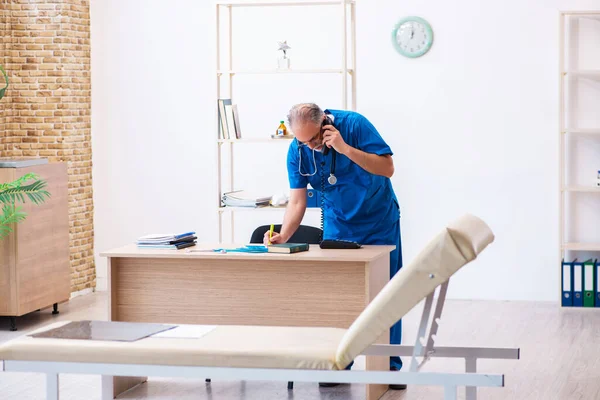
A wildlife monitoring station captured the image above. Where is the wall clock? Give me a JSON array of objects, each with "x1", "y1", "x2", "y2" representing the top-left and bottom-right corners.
[{"x1": 392, "y1": 16, "x2": 433, "y2": 58}]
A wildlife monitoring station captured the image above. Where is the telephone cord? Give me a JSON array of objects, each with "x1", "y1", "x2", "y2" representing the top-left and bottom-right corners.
[{"x1": 320, "y1": 159, "x2": 325, "y2": 242}]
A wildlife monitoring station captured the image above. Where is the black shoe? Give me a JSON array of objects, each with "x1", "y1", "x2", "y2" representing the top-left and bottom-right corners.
[
  {"x1": 319, "y1": 362, "x2": 353, "y2": 388},
  {"x1": 389, "y1": 366, "x2": 407, "y2": 390},
  {"x1": 319, "y1": 382, "x2": 340, "y2": 387}
]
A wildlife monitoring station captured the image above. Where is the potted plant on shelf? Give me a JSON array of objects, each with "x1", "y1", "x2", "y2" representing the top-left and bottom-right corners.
[{"x1": 0, "y1": 66, "x2": 51, "y2": 239}]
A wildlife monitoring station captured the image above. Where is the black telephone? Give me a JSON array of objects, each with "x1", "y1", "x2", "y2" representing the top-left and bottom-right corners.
[
  {"x1": 320, "y1": 239, "x2": 362, "y2": 249},
  {"x1": 318, "y1": 115, "x2": 361, "y2": 250},
  {"x1": 321, "y1": 116, "x2": 333, "y2": 156}
]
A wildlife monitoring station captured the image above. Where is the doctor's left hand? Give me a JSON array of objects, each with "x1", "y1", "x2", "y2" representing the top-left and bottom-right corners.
[{"x1": 322, "y1": 125, "x2": 349, "y2": 155}]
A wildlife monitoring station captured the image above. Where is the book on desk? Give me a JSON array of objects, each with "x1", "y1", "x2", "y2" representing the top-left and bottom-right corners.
[
  {"x1": 136, "y1": 232, "x2": 197, "y2": 250},
  {"x1": 267, "y1": 243, "x2": 309, "y2": 254}
]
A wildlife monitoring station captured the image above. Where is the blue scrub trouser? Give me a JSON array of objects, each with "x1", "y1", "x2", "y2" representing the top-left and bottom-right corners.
[
  {"x1": 345, "y1": 219, "x2": 403, "y2": 371},
  {"x1": 388, "y1": 218, "x2": 403, "y2": 370}
]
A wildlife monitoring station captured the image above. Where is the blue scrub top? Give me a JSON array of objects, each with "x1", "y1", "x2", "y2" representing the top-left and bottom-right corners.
[{"x1": 287, "y1": 109, "x2": 400, "y2": 244}]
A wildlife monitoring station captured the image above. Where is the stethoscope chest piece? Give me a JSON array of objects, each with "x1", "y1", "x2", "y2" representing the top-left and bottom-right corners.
[{"x1": 327, "y1": 148, "x2": 337, "y2": 185}]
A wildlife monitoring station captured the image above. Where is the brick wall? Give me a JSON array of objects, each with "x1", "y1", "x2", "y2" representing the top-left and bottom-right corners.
[
  {"x1": 0, "y1": 1, "x2": 10, "y2": 152},
  {"x1": 0, "y1": 0, "x2": 94, "y2": 293}
]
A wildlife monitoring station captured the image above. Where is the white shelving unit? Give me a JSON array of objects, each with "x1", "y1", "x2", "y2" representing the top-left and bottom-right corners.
[
  {"x1": 215, "y1": 0, "x2": 356, "y2": 243},
  {"x1": 559, "y1": 10, "x2": 600, "y2": 305}
]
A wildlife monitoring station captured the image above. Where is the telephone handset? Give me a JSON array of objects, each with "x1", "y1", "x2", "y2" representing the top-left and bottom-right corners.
[
  {"x1": 321, "y1": 116, "x2": 333, "y2": 156},
  {"x1": 321, "y1": 116, "x2": 337, "y2": 184}
]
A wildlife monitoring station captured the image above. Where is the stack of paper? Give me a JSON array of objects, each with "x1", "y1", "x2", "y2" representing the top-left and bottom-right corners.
[
  {"x1": 136, "y1": 232, "x2": 197, "y2": 250},
  {"x1": 222, "y1": 190, "x2": 272, "y2": 208}
]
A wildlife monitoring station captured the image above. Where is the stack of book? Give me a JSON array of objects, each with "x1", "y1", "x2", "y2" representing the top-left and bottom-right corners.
[
  {"x1": 218, "y1": 98, "x2": 242, "y2": 139},
  {"x1": 222, "y1": 190, "x2": 272, "y2": 208},
  {"x1": 136, "y1": 232, "x2": 197, "y2": 250}
]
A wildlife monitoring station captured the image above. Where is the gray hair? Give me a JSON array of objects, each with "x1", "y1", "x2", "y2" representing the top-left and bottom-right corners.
[{"x1": 287, "y1": 103, "x2": 324, "y2": 128}]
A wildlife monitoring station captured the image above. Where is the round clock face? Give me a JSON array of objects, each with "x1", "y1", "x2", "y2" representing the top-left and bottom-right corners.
[{"x1": 392, "y1": 16, "x2": 433, "y2": 58}]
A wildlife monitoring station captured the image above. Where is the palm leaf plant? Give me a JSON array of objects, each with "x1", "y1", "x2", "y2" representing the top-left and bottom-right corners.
[
  {"x1": 0, "y1": 66, "x2": 49, "y2": 238},
  {"x1": 0, "y1": 172, "x2": 50, "y2": 239}
]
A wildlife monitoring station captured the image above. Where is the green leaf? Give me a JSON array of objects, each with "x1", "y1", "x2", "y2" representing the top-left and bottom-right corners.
[
  {"x1": 0, "y1": 224, "x2": 12, "y2": 239},
  {"x1": 0, "y1": 179, "x2": 50, "y2": 205},
  {"x1": 0, "y1": 172, "x2": 40, "y2": 192},
  {"x1": 0, "y1": 204, "x2": 26, "y2": 239},
  {"x1": 0, "y1": 172, "x2": 49, "y2": 239}
]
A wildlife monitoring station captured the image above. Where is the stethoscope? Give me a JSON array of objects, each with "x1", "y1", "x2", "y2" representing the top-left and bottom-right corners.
[{"x1": 298, "y1": 145, "x2": 337, "y2": 185}]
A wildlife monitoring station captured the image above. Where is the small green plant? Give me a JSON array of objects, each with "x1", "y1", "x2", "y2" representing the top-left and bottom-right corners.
[{"x1": 0, "y1": 173, "x2": 50, "y2": 239}]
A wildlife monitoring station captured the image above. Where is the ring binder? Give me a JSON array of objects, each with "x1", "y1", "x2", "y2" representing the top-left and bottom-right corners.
[{"x1": 562, "y1": 259, "x2": 573, "y2": 307}]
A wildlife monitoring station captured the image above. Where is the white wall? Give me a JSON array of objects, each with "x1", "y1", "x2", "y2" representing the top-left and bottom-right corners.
[{"x1": 90, "y1": 0, "x2": 600, "y2": 301}]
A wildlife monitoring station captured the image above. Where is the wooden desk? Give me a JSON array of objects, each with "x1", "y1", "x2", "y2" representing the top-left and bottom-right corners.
[{"x1": 100, "y1": 243, "x2": 395, "y2": 400}]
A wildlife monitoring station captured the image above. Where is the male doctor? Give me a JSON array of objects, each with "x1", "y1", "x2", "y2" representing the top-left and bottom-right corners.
[{"x1": 264, "y1": 103, "x2": 405, "y2": 390}]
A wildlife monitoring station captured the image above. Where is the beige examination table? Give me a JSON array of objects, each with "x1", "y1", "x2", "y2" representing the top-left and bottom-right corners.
[{"x1": 0, "y1": 214, "x2": 519, "y2": 400}]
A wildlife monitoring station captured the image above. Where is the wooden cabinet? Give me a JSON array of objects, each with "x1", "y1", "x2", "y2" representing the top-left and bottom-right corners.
[{"x1": 0, "y1": 160, "x2": 70, "y2": 330}]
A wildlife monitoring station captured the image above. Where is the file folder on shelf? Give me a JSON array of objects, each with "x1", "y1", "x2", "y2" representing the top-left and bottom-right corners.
[
  {"x1": 562, "y1": 259, "x2": 573, "y2": 307},
  {"x1": 572, "y1": 259, "x2": 583, "y2": 307},
  {"x1": 596, "y1": 260, "x2": 600, "y2": 308},
  {"x1": 583, "y1": 259, "x2": 596, "y2": 308}
]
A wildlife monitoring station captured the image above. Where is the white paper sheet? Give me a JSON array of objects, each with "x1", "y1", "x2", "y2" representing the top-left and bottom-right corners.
[{"x1": 152, "y1": 325, "x2": 217, "y2": 339}]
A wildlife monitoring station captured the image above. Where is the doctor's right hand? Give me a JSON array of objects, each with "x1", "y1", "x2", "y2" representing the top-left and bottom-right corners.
[{"x1": 264, "y1": 230, "x2": 286, "y2": 245}]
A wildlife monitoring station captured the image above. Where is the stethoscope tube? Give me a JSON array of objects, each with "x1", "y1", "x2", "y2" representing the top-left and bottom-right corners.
[{"x1": 299, "y1": 145, "x2": 337, "y2": 185}]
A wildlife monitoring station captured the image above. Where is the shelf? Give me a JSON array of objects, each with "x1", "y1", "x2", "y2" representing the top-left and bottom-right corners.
[
  {"x1": 218, "y1": 137, "x2": 295, "y2": 143},
  {"x1": 561, "y1": 11, "x2": 600, "y2": 15},
  {"x1": 563, "y1": 70, "x2": 600, "y2": 80},
  {"x1": 218, "y1": 206, "x2": 320, "y2": 212},
  {"x1": 216, "y1": 0, "x2": 355, "y2": 244},
  {"x1": 562, "y1": 12, "x2": 600, "y2": 21},
  {"x1": 563, "y1": 243, "x2": 600, "y2": 251},
  {"x1": 563, "y1": 128, "x2": 600, "y2": 135},
  {"x1": 217, "y1": 68, "x2": 353, "y2": 75},
  {"x1": 216, "y1": 0, "x2": 354, "y2": 7},
  {"x1": 558, "y1": 11, "x2": 600, "y2": 307},
  {"x1": 562, "y1": 186, "x2": 600, "y2": 192}
]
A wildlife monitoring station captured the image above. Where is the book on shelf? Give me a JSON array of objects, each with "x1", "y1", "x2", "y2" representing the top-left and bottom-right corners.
[
  {"x1": 136, "y1": 231, "x2": 197, "y2": 250},
  {"x1": 222, "y1": 190, "x2": 272, "y2": 208},
  {"x1": 218, "y1": 98, "x2": 242, "y2": 139},
  {"x1": 231, "y1": 104, "x2": 242, "y2": 138},
  {"x1": 267, "y1": 243, "x2": 309, "y2": 254}
]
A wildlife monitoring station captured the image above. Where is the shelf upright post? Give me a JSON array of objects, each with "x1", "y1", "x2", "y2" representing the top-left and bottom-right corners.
[
  {"x1": 559, "y1": 11, "x2": 565, "y2": 305},
  {"x1": 228, "y1": 5, "x2": 235, "y2": 243},
  {"x1": 350, "y1": 1, "x2": 356, "y2": 111},
  {"x1": 216, "y1": 2, "x2": 223, "y2": 244},
  {"x1": 341, "y1": 0, "x2": 348, "y2": 110}
]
